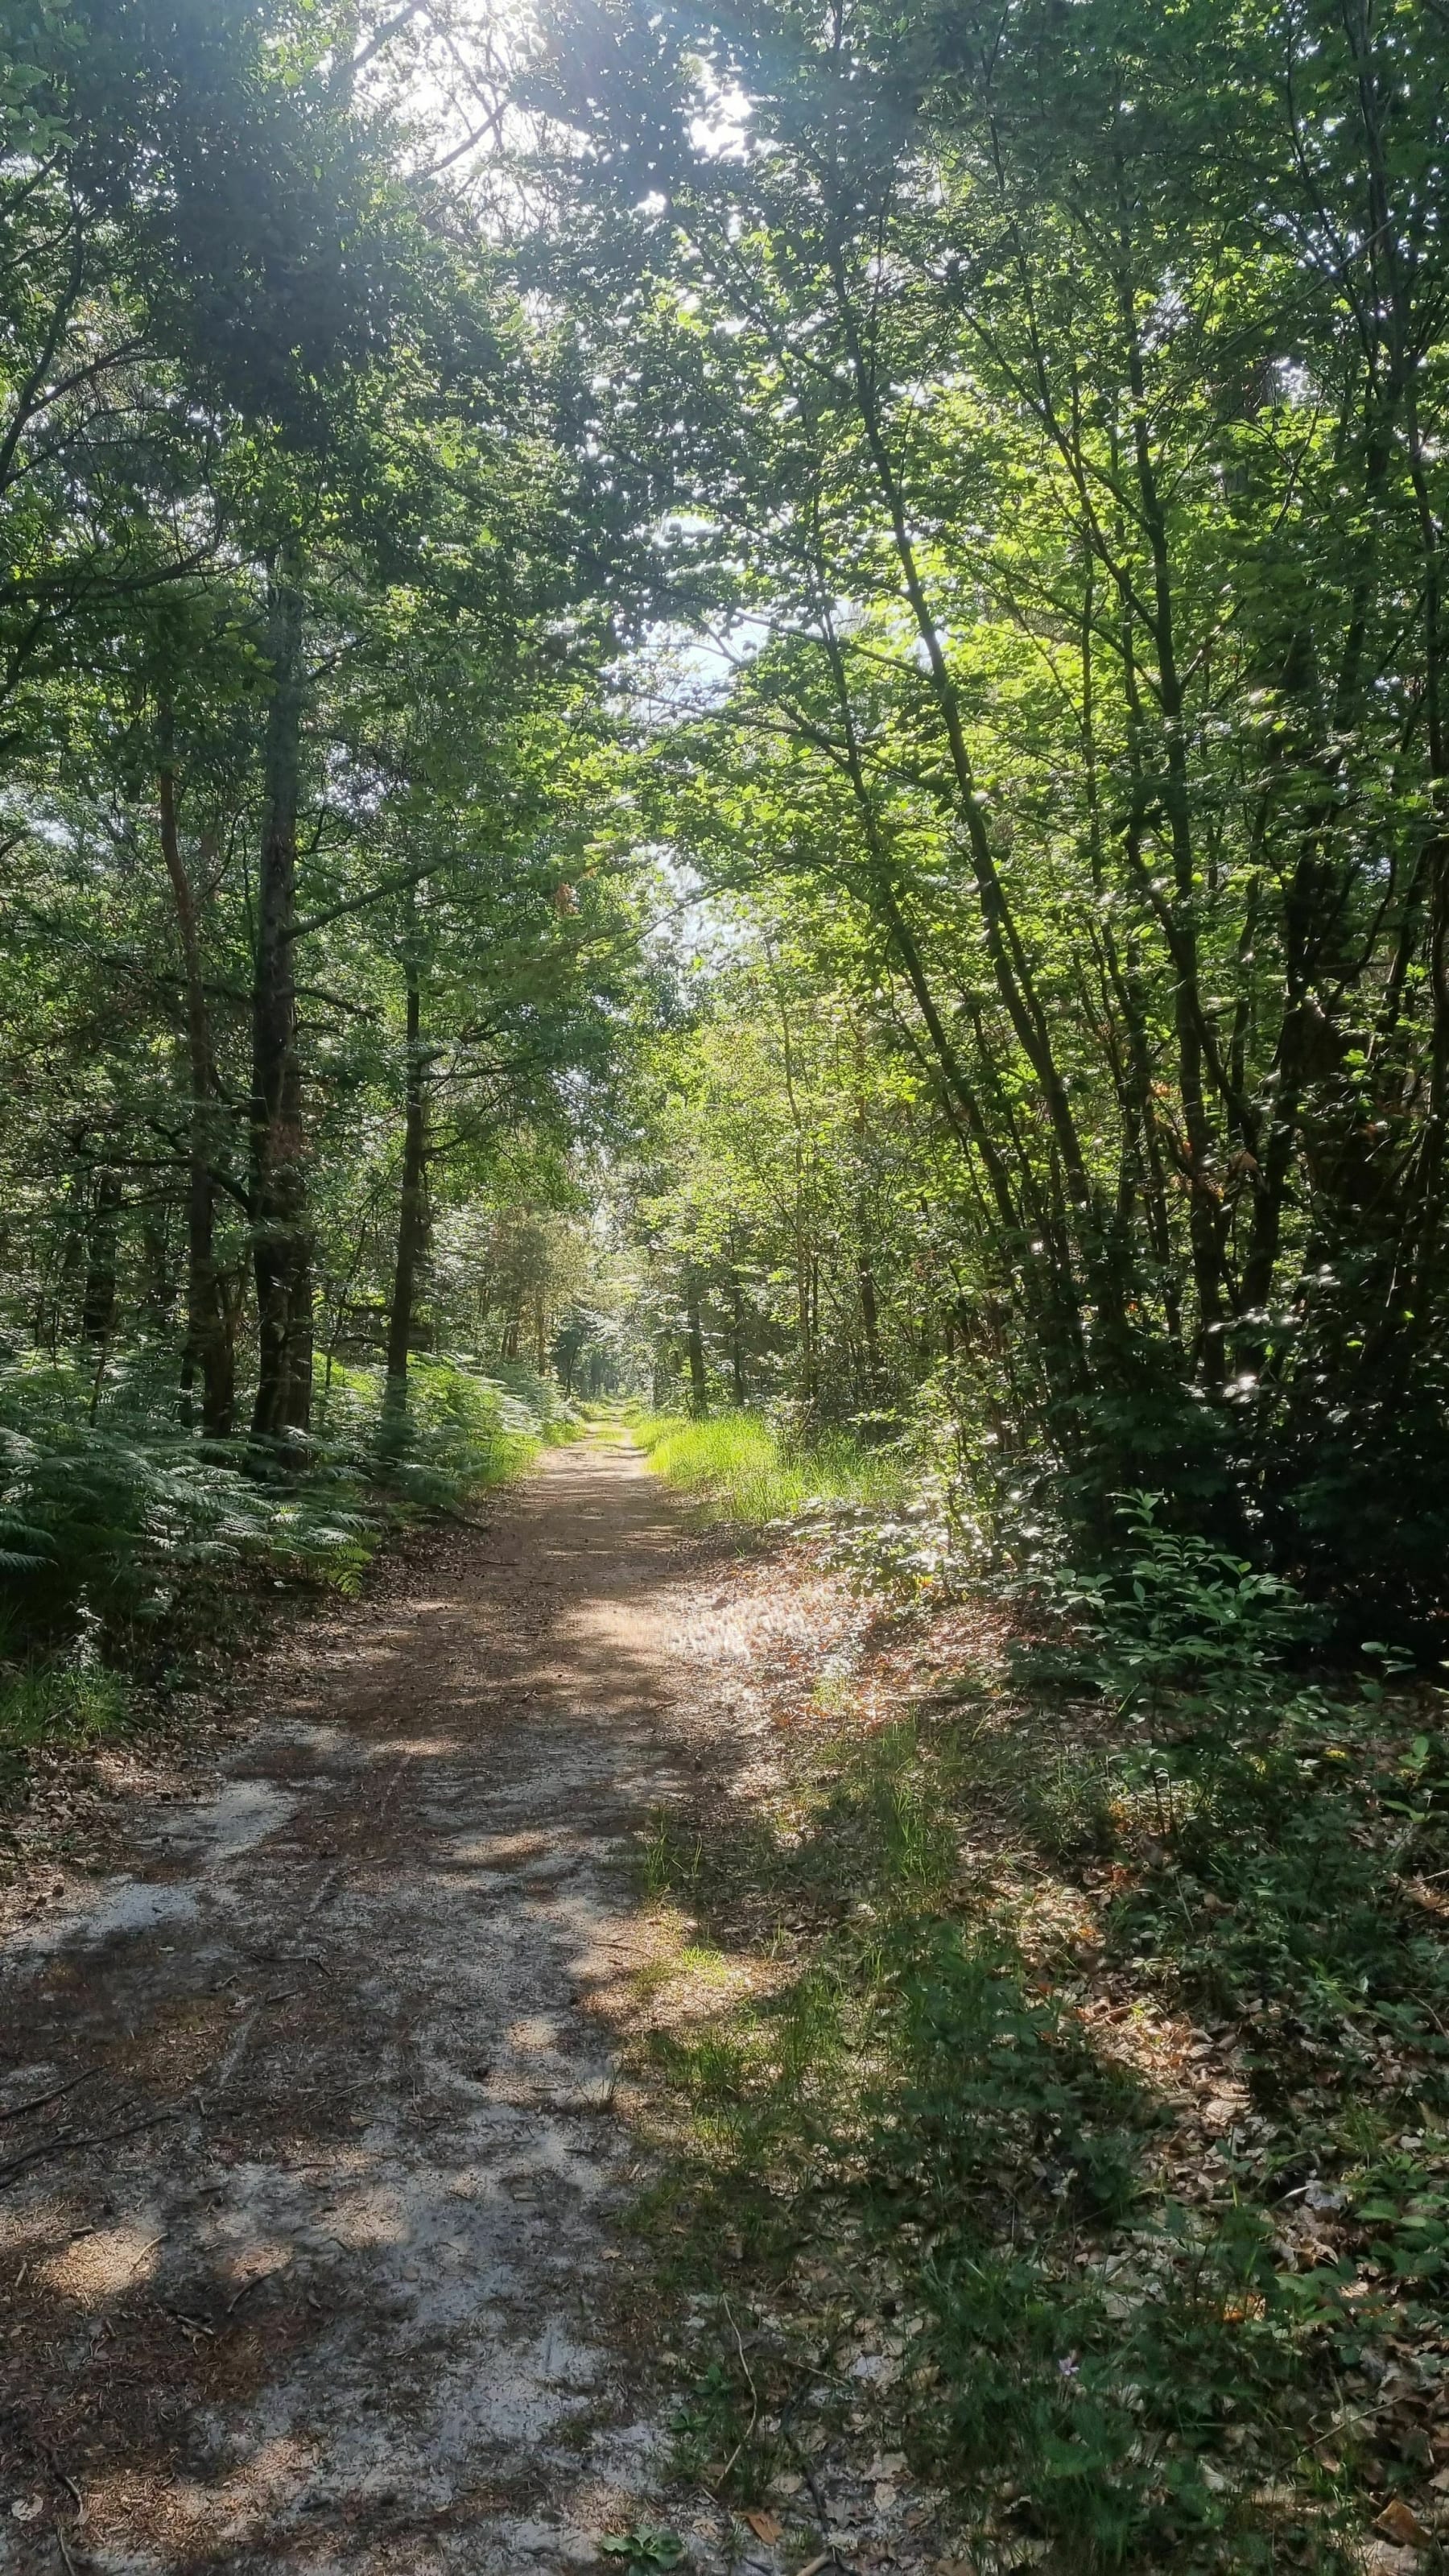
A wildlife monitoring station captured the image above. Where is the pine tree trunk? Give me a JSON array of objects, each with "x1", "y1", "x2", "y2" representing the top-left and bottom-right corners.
[
  {"x1": 250, "y1": 552, "x2": 310, "y2": 1446},
  {"x1": 385, "y1": 967, "x2": 427, "y2": 1396},
  {"x1": 158, "y1": 710, "x2": 233, "y2": 1436}
]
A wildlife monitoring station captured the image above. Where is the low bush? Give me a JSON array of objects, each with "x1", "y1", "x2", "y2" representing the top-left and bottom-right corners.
[
  {"x1": 321, "y1": 1352, "x2": 565, "y2": 1510},
  {"x1": 0, "y1": 1346, "x2": 564, "y2": 1783},
  {"x1": 1021, "y1": 1495, "x2": 1449, "y2": 2045},
  {"x1": 0, "y1": 1657, "x2": 131, "y2": 1797}
]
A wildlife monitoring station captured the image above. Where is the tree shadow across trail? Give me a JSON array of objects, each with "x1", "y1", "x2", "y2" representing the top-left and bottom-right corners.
[
  {"x1": 629, "y1": 1686, "x2": 1444, "y2": 2574},
  {"x1": 3, "y1": 1442, "x2": 1445, "y2": 2575},
  {"x1": 0, "y1": 1439, "x2": 730, "y2": 2576}
]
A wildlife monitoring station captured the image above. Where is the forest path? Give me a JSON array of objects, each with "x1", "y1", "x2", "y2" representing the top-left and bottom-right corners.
[{"x1": 0, "y1": 1434, "x2": 742, "y2": 2576}]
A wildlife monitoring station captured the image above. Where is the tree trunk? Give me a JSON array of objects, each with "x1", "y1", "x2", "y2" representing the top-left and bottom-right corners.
[
  {"x1": 81, "y1": 1169, "x2": 121, "y2": 1344},
  {"x1": 385, "y1": 964, "x2": 427, "y2": 1397},
  {"x1": 249, "y1": 551, "x2": 311, "y2": 1446},
  {"x1": 685, "y1": 1274, "x2": 708, "y2": 1415},
  {"x1": 854, "y1": 1029, "x2": 886, "y2": 1406},
  {"x1": 158, "y1": 708, "x2": 233, "y2": 1436},
  {"x1": 729, "y1": 1261, "x2": 747, "y2": 1405}
]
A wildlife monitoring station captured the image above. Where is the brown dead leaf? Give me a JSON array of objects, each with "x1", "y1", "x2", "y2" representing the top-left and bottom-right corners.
[
  {"x1": 1374, "y1": 2499, "x2": 1430, "y2": 2547},
  {"x1": 743, "y1": 2508, "x2": 784, "y2": 2543}
]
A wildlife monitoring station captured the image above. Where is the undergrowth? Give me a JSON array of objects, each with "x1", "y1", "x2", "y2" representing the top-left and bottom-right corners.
[
  {"x1": 0, "y1": 1346, "x2": 569, "y2": 1789},
  {"x1": 629, "y1": 1507, "x2": 1449, "y2": 2572},
  {"x1": 628, "y1": 1407, "x2": 912, "y2": 1527}
]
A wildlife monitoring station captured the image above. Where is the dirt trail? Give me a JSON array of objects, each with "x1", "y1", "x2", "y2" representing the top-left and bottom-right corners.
[{"x1": 0, "y1": 1435, "x2": 737, "y2": 2575}]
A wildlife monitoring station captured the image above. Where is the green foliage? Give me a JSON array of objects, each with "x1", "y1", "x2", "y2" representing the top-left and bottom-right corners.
[
  {"x1": 630, "y1": 1407, "x2": 910, "y2": 1525},
  {"x1": 597, "y1": 2531, "x2": 684, "y2": 2569},
  {"x1": 0, "y1": 1363, "x2": 369, "y2": 1651},
  {"x1": 329, "y1": 1354, "x2": 567, "y2": 1511},
  {"x1": 859, "y1": 1928, "x2": 1330, "y2": 2570},
  {"x1": 642, "y1": 1937, "x2": 1340, "y2": 2565},
  {"x1": 0, "y1": 1351, "x2": 552, "y2": 1677},
  {"x1": 540, "y1": 0, "x2": 1449, "y2": 1621},
  {"x1": 0, "y1": 1658, "x2": 130, "y2": 1783},
  {"x1": 1022, "y1": 1501, "x2": 1449, "y2": 2042},
  {"x1": 629, "y1": 1627, "x2": 1449, "y2": 2569},
  {"x1": 1031, "y1": 1493, "x2": 1321, "y2": 1724}
]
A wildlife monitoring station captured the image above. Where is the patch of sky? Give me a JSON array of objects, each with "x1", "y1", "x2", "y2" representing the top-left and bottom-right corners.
[
  {"x1": 608, "y1": 604, "x2": 774, "y2": 726},
  {"x1": 643, "y1": 854, "x2": 752, "y2": 992},
  {"x1": 688, "y1": 69, "x2": 752, "y2": 163}
]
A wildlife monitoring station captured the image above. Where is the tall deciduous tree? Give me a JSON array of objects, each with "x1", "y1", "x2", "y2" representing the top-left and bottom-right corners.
[{"x1": 529, "y1": 0, "x2": 1449, "y2": 1607}]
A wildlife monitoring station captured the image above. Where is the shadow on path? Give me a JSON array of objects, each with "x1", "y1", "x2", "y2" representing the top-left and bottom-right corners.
[{"x1": 0, "y1": 1437, "x2": 715, "y2": 2575}]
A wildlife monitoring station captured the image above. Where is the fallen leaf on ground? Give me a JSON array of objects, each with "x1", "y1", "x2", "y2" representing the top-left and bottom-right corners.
[
  {"x1": 1374, "y1": 2499, "x2": 1430, "y2": 2546},
  {"x1": 743, "y1": 2508, "x2": 784, "y2": 2542}
]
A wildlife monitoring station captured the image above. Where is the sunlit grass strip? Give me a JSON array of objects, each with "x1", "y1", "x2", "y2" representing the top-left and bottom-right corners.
[{"x1": 627, "y1": 1408, "x2": 910, "y2": 1523}]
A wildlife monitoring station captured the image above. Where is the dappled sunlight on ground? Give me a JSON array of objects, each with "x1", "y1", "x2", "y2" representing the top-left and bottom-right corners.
[
  {"x1": 0, "y1": 1439, "x2": 757, "y2": 2574},
  {"x1": 0, "y1": 1438, "x2": 1023, "y2": 2575}
]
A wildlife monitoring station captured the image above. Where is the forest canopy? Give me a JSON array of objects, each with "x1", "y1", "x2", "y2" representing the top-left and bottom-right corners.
[{"x1": 2, "y1": 0, "x2": 1447, "y2": 1637}]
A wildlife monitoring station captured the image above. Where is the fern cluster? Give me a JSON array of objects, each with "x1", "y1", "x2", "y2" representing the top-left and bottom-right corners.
[{"x1": 0, "y1": 1347, "x2": 567, "y2": 1771}]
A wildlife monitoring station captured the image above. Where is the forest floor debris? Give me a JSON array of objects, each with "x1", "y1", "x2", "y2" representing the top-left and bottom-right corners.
[
  {"x1": 0, "y1": 1435, "x2": 957, "y2": 2575},
  {"x1": 629, "y1": 1501, "x2": 1449, "y2": 2574},
  {"x1": 2, "y1": 1430, "x2": 1447, "y2": 2573}
]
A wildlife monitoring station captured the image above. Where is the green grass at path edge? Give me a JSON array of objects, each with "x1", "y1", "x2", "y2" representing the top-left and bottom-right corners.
[
  {"x1": 622, "y1": 1406, "x2": 911, "y2": 1525},
  {"x1": 616, "y1": 1511, "x2": 1449, "y2": 2570},
  {"x1": 626, "y1": 1708, "x2": 1423, "y2": 2575}
]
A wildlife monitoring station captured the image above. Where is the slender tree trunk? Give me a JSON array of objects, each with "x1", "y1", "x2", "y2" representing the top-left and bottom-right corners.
[
  {"x1": 139, "y1": 1206, "x2": 175, "y2": 1331},
  {"x1": 853, "y1": 1028, "x2": 886, "y2": 1406},
  {"x1": 729, "y1": 1258, "x2": 747, "y2": 1405},
  {"x1": 815, "y1": 610, "x2": 1092, "y2": 1389},
  {"x1": 250, "y1": 550, "x2": 310, "y2": 1445},
  {"x1": 158, "y1": 707, "x2": 233, "y2": 1435},
  {"x1": 685, "y1": 1274, "x2": 708, "y2": 1415},
  {"x1": 385, "y1": 964, "x2": 427, "y2": 1397},
  {"x1": 1111, "y1": 225, "x2": 1230, "y2": 1376},
  {"x1": 81, "y1": 1169, "x2": 121, "y2": 1344},
  {"x1": 826, "y1": 246, "x2": 1095, "y2": 1229}
]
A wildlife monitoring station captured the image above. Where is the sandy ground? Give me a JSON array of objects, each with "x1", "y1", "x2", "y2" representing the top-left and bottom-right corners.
[{"x1": 0, "y1": 1435, "x2": 764, "y2": 2576}]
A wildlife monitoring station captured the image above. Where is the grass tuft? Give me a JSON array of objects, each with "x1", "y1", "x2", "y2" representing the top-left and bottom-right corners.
[{"x1": 627, "y1": 1408, "x2": 910, "y2": 1525}]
